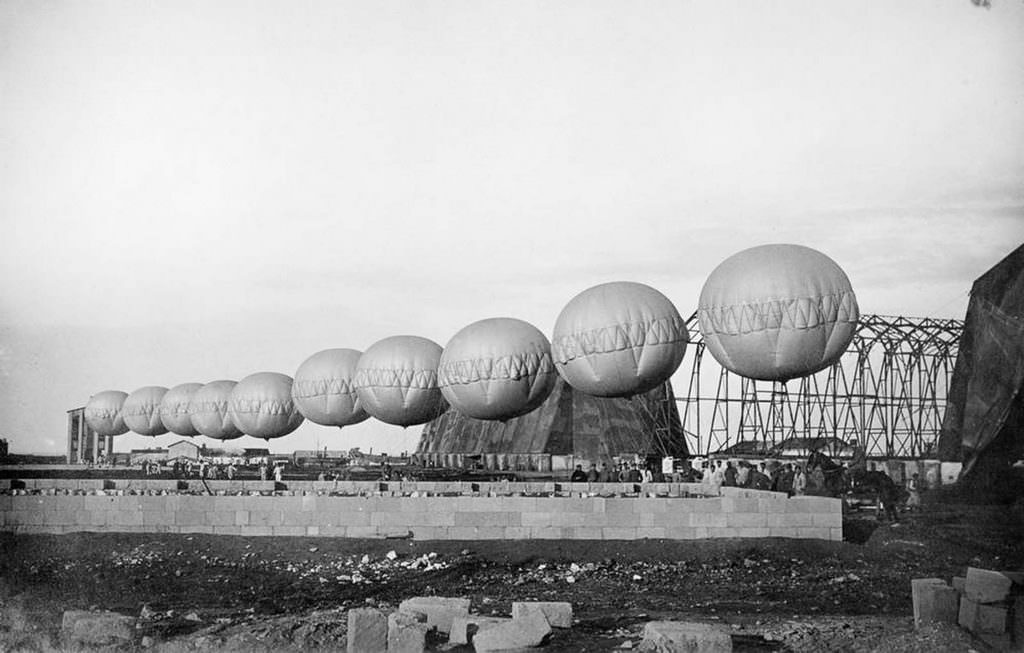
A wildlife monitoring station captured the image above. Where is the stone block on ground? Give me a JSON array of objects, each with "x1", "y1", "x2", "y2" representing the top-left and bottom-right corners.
[
  {"x1": 346, "y1": 607, "x2": 387, "y2": 653},
  {"x1": 959, "y1": 596, "x2": 1009, "y2": 634},
  {"x1": 448, "y1": 615, "x2": 511, "y2": 646},
  {"x1": 640, "y1": 621, "x2": 732, "y2": 653},
  {"x1": 512, "y1": 601, "x2": 573, "y2": 628},
  {"x1": 398, "y1": 596, "x2": 470, "y2": 634},
  {"x1": 388, "y1": 611, "x2": 428, "y2": 653},
  {"x1": 61, "y1": 610, "x2": 135, "y2": 646},
  {"x1": 964, "y1": 567, "x2": 1023, "y2": 604},
  {"x1": 911, "y1": 578, "x2": 959, "y2": 627},
  {"x1": 472, "y1": 607, "x2": 551, "y2": 652}
]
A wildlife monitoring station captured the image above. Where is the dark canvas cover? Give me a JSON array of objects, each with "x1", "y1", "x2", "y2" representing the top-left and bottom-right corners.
[
  {"x1": 418, "y1": 376, "x2": 688, "y2": 460},
  {"x1": 938, "y1": 244, "x2": 1024, "y2": 470}
]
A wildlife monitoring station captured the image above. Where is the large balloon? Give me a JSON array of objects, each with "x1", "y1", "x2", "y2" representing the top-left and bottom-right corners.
[
  {"x1": 438, "y1": 318, "x2": 557, "y2": 420},
  {"x1": 291, "y1": 349, "x2": 369, "y2": 427},
  {"x1": 697, "y1": 244, "x2": 859, "y2": 382},
  {"x1": 354, "y1": 336, "x2": 448, "y2": 427},
  {"x1": 84, "y1": 390, "x2": 130, "y2": 436},
  {"x1": 122, "y1": 386, "x2": 170, "y2": 436},
  {"x1": 190, "y1": 380, "x2": 244, "y2": 440},
  {"x1": 551, "y1": 282, "x2": 688, "y2": 398},
  {"x1": 228, "y1": 372, "x2": 305, "y2": 439},
  {"x1": 160, "y1": 383, "x2": 203, "y2": 436}
]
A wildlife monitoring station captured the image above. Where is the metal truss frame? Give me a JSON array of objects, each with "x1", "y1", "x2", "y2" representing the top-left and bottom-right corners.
[{"x1": 678, "y1": 313, "x2": 963, "y2": 458}]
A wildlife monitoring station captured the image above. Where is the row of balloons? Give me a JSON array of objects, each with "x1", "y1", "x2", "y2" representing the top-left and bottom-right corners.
[{"x1": 83, "y1": 244, "x2": 860, "y2": 441}]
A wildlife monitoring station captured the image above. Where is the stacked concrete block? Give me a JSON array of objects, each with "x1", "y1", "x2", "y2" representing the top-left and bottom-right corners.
[
  {"x1": 957, "y1": 567, "x2": 1024, "y2": 650},
  {"x1": 911, "y1": 578, "x2": 959, "y2": 627},
  {"x1": 640, "y1": 621, "x2": 732, "y2": 653}
]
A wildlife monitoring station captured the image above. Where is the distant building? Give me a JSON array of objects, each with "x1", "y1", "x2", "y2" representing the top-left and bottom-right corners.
[
  {"x1": 130, "y1": 448, "x2": 168, "y2": 464},
  {"x1": 167, "y1": 440, "x2": 201, "y2": 461},
  {"x1": 292, "y1": 449, "x2": 348, "y2": 466},
  {"x1": 66, "y1": 407, "x2": 115, "y2": 464}
]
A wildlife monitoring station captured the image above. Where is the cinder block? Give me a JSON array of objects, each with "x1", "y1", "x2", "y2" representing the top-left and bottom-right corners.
[
  {"x1": 796, "y1": 527, "x2": 831, "y2": 540},
  {"x1": 812, "y1": 512, "x2": 842, "y2": 528},
  {"x1": 636, "y1": 527, "x2": 668, "y2": 539},
  {"x1": 601, "y1": 527, "x2": 637, "y2": 540},
  {"x1": 721, "y1": 497, "x2": 760, "y2": 512},
  {"x1": 688, "y1": 513, "x2": 727, "y2": 528},
  {"x1": 952, "y1": 576, "x2": 965, "y2": 593},
  {"x1": 347, "y1": 607, "x2": 387, "y2": 653},
  {"x1": 829, "y1": 527, "x2": 843, "y2": 541},
  {"x1": 737, "y1": 527, "x2": 770, "y2": 538},
  {"x1": 388, "y1": 611, "x2": 428, "y2": 653},
  {"x1": 397, "y1": 597, "x2": 469, "y2": 635},
  {"x1": 959, "y1": 596, "x2": 1009, "y2": 634},
  {"x1": 964, "y1": 567, "x2": 1023, "y2": 604},
  {"x1": 205, "y1": 511, "x2": 236, "y2": 527},
  {"x1": 728, "y1": 513, "x2": 767, "y2": 528},
  {"x1": 780, "y1": 513, "x2": 813, "y2": 527},
  {"x1": 912, "y1": 578, "x2": 959, "y2": 627},
  {"x1": 641, "y1": 621, "x2": 732, "y2": 653},
  {"x1": 249, "y1": 510, "x2": 284, "y2": 527},
  {"x1": 473, "y1": 607, "x2": 551, "y2": 652},
  {"x1": 213, "y1": 526, "x2": 242, "y2": 535},
  {"x1": 512, "y1": 601, "x2": 573, "y2": 628},
  {"x1": 243, "y1": 525, "x2": 274, "y2": 536},
  {"x1": 453, "y1": 511, "x2": 512, "y2": 528},
  {"x1": 666, "y1": 526, "x2": 700, "y2": 540}
]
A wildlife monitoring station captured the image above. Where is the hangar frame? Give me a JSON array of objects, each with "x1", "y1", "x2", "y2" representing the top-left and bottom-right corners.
[{"x1": 678, "y1": 313, "x2": 964, "y2": 458}]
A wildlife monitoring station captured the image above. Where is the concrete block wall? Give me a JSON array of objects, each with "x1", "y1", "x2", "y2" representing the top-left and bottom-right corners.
[{"x1": 0, "y1": 482, "x2": 842, "y2": 541}]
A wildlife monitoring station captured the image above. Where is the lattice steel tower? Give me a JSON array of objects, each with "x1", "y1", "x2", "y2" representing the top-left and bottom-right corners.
[{"x1": 678, "y1": 313, "x2": 963, "y2": 458}]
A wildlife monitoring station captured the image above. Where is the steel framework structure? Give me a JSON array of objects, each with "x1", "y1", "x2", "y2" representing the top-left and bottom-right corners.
[{"x1": 678, "y1": 313, "x2": 964, "y2": 458}]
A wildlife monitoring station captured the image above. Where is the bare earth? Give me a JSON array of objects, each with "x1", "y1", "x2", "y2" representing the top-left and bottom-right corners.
[{"x1": 1, "y1": 502, "x2": 1021, "y2": 652}]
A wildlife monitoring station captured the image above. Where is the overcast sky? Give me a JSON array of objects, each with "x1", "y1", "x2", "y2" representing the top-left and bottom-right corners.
[{"x1": 1, "y1": 0, "x2": 1022, "y2": 456}]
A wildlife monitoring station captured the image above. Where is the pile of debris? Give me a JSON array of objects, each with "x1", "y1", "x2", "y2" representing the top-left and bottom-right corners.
[{"x1": 912, "y1": 566, "x2": 1023, "y2": 650}]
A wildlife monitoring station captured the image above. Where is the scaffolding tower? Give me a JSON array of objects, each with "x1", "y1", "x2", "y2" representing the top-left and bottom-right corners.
[{"x1": 678, "y1": 313, "x2": 963, "y2": 458}]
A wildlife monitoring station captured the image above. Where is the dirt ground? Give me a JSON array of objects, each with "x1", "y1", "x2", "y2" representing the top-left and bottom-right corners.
[{"x1": 1, "y1": 500, "x2": 1022, "y2": 652}]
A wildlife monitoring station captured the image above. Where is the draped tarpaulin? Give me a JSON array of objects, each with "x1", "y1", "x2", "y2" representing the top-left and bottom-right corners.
[
  {"x1": 938, "y1": 244, "x2": 1024, "y2": 473},
  {"x1": 417, "y1": 376, "x2": 688, "y2": 462}
]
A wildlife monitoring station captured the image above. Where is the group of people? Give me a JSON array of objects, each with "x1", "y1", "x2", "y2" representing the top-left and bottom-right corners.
[
  {"x1": 698, "y1": 459, "x2": 812, "y2": 496},
  {"x1": 169, "y1": 458, "x2": 238, "y2": 480},
  {"x1": 569, "y1": 461, "x2": 666, "y2": 483},
  {"x1": 566, "y1": 457, "x2": 865, "y2": 499}
]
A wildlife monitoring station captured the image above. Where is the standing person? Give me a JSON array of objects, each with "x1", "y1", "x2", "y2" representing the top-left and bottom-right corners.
[
  {"x1": 596, "y1": 463, "x2": 611, "y2": 483},
  {"x1": 570, "y1": 465, "x2": 587, "y2": 482},
  {"x1": 906, "y1": 472, "x2": 922, "y2": 512},
  {"x1": 809, "y1": 465, "x2": 825, "y2": 493},
  {"x1": 736, "y1": 461, "x2": 750, "y2": 487},
  {"x1": 226, "y1": 462, "x2": 235, "y2": 480},
  {"x1": 586, "y1": 463, "x2": 599, "y2": 483},
  {"x1": 273, "y1": 463, "x2": 283, "y2": 482},
  {"x1": 723, "y1": 461, "x2": 737, "y2": 487},
  {"x1": 259, "y1": 459, "x2": 268, "y2": 481},
  {"x1": 792, "y1": 465, "x2": 808, "y2": 496},
  {"x1": 641, "y1": 466, "x2": 653, "y2": 483},
  {"x1": 199, "y1": 459, "x2": 208, "y2": 479}
]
